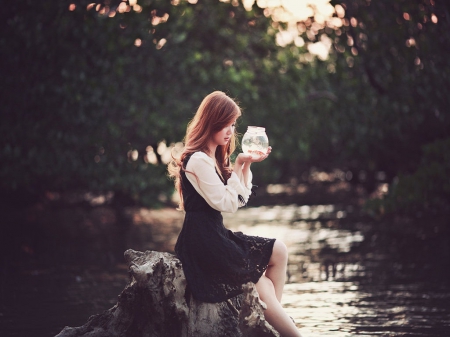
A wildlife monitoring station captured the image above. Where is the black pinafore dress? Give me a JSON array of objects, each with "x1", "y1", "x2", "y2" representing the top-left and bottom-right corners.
[{"x1": 175, "y1": 155, "x2": 275, "y2": 303}]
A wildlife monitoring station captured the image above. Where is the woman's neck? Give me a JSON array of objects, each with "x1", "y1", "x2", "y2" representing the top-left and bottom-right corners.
[{"x1": 206, "y1": 143, "x2": 217, "y2": 159}]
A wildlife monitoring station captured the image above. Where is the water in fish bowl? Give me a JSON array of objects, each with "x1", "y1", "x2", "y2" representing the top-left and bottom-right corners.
[{"x1": 241, "y1": 126, "x2": 269, "y2": 158}]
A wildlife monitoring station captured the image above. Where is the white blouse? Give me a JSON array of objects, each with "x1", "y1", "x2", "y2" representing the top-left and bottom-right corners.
[{"x1": 185, "y1": 152, "x2": 253, "y2": 213}]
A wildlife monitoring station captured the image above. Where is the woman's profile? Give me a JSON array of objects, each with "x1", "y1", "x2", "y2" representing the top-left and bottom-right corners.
[{"x1": 168, "y1": 91, "x2": 302, "y2": 337}]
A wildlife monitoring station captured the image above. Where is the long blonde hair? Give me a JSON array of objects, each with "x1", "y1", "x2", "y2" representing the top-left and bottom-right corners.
[{"x1": 168, "y1": 91, "x2": 242, "y2": 210}]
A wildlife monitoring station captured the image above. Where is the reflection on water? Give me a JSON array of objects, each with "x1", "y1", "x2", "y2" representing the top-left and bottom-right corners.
[
  {"x1": 224, "y1": 205, "x2": 365, "y2": 283},
  {"x1": 0, "y1": 265, "x2": 129, "y2": 337},
  {"x1": 224, "y1": 205, "x2": 450, "y2": 336},
  {"x1": 2, "y1": 204, "x2": 450, "y2": 337},
  {"x1": 284, "y1": 282, "x2": 450, "y2": 337}
]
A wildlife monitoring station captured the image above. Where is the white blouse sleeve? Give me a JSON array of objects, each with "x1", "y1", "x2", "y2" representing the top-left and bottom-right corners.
[{"x1": 185, "y1": 152, "x2": 253, "y2": 213}]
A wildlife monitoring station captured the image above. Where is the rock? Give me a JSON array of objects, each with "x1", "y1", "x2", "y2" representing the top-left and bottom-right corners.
[
  {"x1": 239, "y1": 283, "x2": 280, "y2": 337},
  {"x1": 55, "y1": 250, "x2": 279, "y2": 337}
]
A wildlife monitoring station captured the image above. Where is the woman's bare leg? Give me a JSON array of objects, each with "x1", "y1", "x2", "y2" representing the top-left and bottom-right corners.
[
  {"x1": 256, "y1": 275, "x2": 302, "y2": 337},
  {"x1": 265, "y1": 240, "x2": 288, "y2": 302}
]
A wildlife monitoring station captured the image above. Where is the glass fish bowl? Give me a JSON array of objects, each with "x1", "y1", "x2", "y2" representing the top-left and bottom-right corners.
[{"x1": 241, "y1": 126, "x2": 269, "y2": 158}]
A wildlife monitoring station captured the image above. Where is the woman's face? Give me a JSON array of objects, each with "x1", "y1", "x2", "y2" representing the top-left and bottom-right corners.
[{"x1": 212, "y1": 120, "x2": 236, "y2": 147}]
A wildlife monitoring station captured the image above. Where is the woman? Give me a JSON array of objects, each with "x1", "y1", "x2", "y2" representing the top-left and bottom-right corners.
[{"x1": 168, "y1": 91, "x2": 302, "y2": 337}]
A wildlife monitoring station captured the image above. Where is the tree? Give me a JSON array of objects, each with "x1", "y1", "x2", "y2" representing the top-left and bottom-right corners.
[
  {"x1": 326, "y1": 0, "x2": 450, "y2": 212},
  {"x1": 0, "y1": 0, "x2": 283, "y2": 206},
  {"x1": 2, "y1": 0, "x2": 449, "y2": 215}
]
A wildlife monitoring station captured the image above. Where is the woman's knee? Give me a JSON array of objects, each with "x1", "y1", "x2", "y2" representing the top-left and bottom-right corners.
[{"x1": 270, "y1": 240, "x2": 288, "y2": 265}]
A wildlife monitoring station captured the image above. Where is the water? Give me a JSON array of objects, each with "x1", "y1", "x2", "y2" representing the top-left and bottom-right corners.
[
  {"x1": 1, "y1": 204, "x2": 450, "y2": 336},
  {"x1": 283, "y1": 282, "x2": 450, "y2": 336},
  {"x1": 223, "y1": 205, "x2": 450, "y2": 336}
]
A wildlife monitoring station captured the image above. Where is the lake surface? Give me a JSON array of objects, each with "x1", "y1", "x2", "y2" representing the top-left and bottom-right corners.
[{"x1": 1, "y1": 203, "x2": 449, "y2": 336}]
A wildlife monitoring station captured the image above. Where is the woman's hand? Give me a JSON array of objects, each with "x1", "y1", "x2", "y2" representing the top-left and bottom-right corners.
[{"x1": 236, "y1": 146, "x2": 272, "y2": 165}]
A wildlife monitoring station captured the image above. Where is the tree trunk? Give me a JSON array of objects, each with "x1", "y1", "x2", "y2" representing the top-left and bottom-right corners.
[{"x1": 55, "y1": 249, "x2": 280, "y2": 337}]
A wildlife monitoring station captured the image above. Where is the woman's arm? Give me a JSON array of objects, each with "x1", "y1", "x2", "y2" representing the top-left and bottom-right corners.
[
  {"x1": 186, "y1": 152, "x2": 250, "y2": 213},
  {"x1": 242, "y1": 161, "x2": 252, "y2": 188},
  {"x1": 233, "y1": 159, "x2": 252, "y2": 188},
  {"x1": 235, "y1": 146, "x2": 272, "y2": 188}
]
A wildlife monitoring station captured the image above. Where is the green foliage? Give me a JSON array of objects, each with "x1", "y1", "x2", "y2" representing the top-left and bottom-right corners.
[
  {"x1": 368, "y1": 138, "x2": 450, "y2": 216},
  {"x1": 324, "y1": 0, "x2": 450, "y2": 174},
  {"x1": 0, "y1": 0, "x2": 287, "y2": 205},
  {"x1": 324, "y1": 0, "x2": 450, "y2": 215},
  {"x1": 1, "y1": 0, "x2": 449, "y2": 215},
  {"x1": 1, "y1": 0, "x2": 172, "y2": 204}
]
